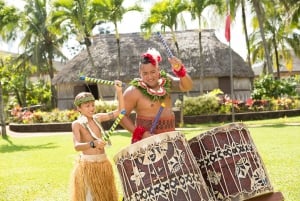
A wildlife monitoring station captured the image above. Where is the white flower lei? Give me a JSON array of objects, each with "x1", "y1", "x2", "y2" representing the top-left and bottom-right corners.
[{"x1": 77, "y1": 115, "x2": 112, "y2": 146}]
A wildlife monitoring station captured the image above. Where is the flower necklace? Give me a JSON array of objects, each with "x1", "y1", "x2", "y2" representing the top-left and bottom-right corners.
[
  {"x1": 130, "y1": 70, "x2": 171, "y2": 102},
  {"x1": 77, "y1": 115, "x2": 112, "y2": 146}
]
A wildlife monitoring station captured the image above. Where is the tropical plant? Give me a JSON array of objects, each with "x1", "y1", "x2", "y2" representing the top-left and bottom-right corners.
[
  {"x1": 0, "y1": 56, "x2": 37, "y2": 108},
  {"x1": 51, "y1": 0, "x2": 102, "y2": 72},
  {"x1": 92, "y1": 0, "x2": 142, "y2": 79},
  {"x1": 0, "y1": 0, "x2": 20, "y2": 136},
  {"x1": 250, "y1": 1, "x2": 300, "y2": 78},
  {"x1": 188, "y1": 0, "x2": 223, "y2": 94},
  {"x1": 141, "y1": 0, "x2": 189, "y2": 56},
  {"x1": 251, "y1": 74, "x2": 297, "y2": 100},
  {"x1": 18, "y1": 0, "x2": 68, "y2": 108},
  {"x1": 250, "y1": 0, "x2": 273, "y2": 74},
  {"x1": 227, "y1": 0, "x2": 251, "y2": 68},
  {"x1": 0, "y1": 0, "x2": 19, "y2": 41}
]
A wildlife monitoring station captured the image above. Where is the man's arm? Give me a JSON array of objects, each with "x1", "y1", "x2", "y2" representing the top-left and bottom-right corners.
[
  {"x1": 168, "y1": 56, "x2": 193, "y2": 92},
  {"x1": 168, "y1": 73, "x2": 193, "y2": 92}
]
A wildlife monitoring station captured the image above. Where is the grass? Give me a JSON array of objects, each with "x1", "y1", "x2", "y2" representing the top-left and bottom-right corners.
[{"x1": 0, "y1": 116, "x2": 299, "y2": 201}]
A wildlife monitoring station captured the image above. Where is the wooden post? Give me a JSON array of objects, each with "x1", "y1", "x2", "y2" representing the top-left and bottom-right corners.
[{"x1": 178, "y1": 93, "x2": 184, "y2": 127}]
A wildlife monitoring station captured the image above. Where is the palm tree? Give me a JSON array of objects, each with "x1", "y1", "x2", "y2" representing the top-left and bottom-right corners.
[
  {"x1": 0, "y1": 59, "x2": 6, "y2": 137},
  {"x1": 51, "y1": 0, "x2": 103, "y2": 72},
  {"x1": 280, "y1": 0, "x2": 300, "y2": 24},
  {"x1": 0, "y1": 0, "x2": 20, "y2": 137},
  {"x1": 250, "y1": 0, "x2": 300, "y2": 78},
  {"x1": 250, "y1": 0, "x2": 273, "y2": 74},
  {"x1": 141, "y1": 0, "x2": 189, "y2": 56},
  {"x1": 0, "y1": 0, "x2": 19, "y2": 41},
  {"x1": 227, "y1": 0, "x2": 252, "y2": 69},
  {"x1": 188, "y1": 0, "x2": 223, "y2": 94},
  {"x1": 92, "y1": 0, "x2": 142, "y2": 79},
  {"x1": 19, "y1": 0, "x2": 68, "y2": 108}
]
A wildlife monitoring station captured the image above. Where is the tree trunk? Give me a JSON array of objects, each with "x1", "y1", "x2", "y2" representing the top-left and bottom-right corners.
[
  {"x1": 241, "y1": 0, "x2": 252, "y2": 68},
  {"x1": 272, "y1": 33, "x2": 280, "y2": 79},
  {"x1": 252, "y1": 0, "x2": 273, "y2": 74},
  {"x1": 48, "y1": 52, "x2": 57, "y2": 108},
  {"x1": 0, "y1": 82, "x2": 7, "y2": 137},
  {"x1": 85, "y1": 40, "x2": 103, "y2": 100},
  {"x1": 114, "y1": 24, "x2": 121, "y2": 79},
  {"x1": 198, "y1": 27, "x2": 204, "y2": 95}
]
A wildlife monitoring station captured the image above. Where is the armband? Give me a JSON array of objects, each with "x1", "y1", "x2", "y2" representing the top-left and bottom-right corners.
[
  {"x1": 131, "y1": 126, "x2": 146, "y2": 144},
  {"x1": 172, "y1": 65, "x2": 186, "y2": 78}
]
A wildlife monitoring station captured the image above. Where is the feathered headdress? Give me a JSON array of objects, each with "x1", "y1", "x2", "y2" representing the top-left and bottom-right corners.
[{"x1": 141, "y1": 48, "x2": 162, "y2": 67}]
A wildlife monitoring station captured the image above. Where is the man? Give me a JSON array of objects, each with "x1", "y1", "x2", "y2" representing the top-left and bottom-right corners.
[{"x1": 121, "y1": 48, "x2": 193, "y2": 143}]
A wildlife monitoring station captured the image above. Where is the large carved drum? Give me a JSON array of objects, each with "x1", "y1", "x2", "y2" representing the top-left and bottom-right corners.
[
  {"x1": 114, "y1": 131, "x2": 213, "y2": 201},
  {"x1": 188, "y1": 123, "x2": 274, "y2": 201}
]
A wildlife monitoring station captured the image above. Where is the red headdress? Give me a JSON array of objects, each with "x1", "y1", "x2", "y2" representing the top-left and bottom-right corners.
[{"x1": 142, "y1": 48, "x2": 162, "y2": 67}]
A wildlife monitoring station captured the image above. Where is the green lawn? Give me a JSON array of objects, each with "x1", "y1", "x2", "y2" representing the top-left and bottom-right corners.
[{"x1": 0, "y1": 116, "x2": 299, "y2": 201}]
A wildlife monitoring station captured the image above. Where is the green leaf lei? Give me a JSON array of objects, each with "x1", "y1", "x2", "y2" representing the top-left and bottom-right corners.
[{"x1": 129, "y1": 70, "x2": 171, "y2": 102}]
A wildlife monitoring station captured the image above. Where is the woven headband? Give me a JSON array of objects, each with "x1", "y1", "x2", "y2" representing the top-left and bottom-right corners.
[{"x1": 74, "y1": 95, "x2": 95, "y2": 106}]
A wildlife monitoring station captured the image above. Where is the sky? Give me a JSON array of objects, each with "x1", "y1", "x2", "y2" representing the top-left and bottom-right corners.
[{"x1": 1, "y1": 0, "x2": 249, "y2": 60}]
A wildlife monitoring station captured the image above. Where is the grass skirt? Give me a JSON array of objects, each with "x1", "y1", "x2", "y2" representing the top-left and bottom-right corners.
[{"x1": 70, "y1": 154, "x2": 118, "y2": 201}]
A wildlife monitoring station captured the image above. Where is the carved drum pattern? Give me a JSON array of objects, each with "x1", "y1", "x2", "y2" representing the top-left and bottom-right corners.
[
  {"x1": 114, "y1": 131, "x2": 213, "y2": 201},
  {"x1": 188, "y1": 123, "x2": 274, "y2": 201}
]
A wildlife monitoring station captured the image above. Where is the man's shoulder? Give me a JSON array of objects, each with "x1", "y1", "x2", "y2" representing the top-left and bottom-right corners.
[{"x1": 124, "y1": 85, "x2": 140, "y2": 94}]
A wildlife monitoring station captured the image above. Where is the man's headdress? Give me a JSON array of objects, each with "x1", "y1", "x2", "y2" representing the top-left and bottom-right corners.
[{"x1": 141, "y1": 48, "x2": 162, "y2": 67}]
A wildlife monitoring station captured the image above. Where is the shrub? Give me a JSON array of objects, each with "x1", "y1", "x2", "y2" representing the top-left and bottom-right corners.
[
  {"x1": 252, "y1": 74, "x2": 297, "y2": 99},
  {"x1": 182, "y1": 91, "x2": 220, "y2": 115},
  {"x1": 8, "y1": 99, "x2": 118, "y2": 124},
  {"x1": 8, "y1": 89, "x2": 300, "y2": 124}
]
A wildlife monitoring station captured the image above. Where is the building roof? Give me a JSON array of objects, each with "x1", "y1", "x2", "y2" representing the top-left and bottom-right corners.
[{"x1": 53, "y1": 29, "x2": 254, "y2": 84}]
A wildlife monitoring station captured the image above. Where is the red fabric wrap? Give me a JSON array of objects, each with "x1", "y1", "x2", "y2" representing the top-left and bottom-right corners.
[
  {"x1": 131, "y1": 126, "x2": 146, "y2": 144},
  {"x1": 173, "y1": 65, "x2": 186, "y2": 78}
]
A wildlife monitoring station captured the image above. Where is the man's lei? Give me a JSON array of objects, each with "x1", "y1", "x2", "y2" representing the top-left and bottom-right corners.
[{"x1": 130, "y1": 70, "x2": 171, "y2": 102}]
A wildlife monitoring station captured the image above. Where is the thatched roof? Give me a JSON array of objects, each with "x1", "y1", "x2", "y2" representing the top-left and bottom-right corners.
[{"x1": 53, "y1": 29, "x2": 254, "y2": 84}]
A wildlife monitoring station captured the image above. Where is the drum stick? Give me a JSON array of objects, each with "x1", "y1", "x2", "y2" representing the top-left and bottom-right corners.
[
  {"x1": 103, "y1": 109, "x2": 126, "y2": 142},
  {"x1": 80, "y1": 76, "x2": 125, "y2": 87},
  {"x1": 150, "y1": 103, "x2": 165, "y2": 134},
  {"x1": 157, "y1": 32, "x2": 174, "y2": 58}
]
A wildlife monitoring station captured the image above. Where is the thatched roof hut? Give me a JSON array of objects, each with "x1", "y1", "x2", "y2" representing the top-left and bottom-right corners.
[{"x1": 53, "y1": 29, "x2": 254, "y2": 109}]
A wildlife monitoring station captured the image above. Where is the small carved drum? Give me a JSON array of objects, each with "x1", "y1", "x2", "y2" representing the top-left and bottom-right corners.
[
  {"x1": 114, "y1": 131, "x2": 213, "y2": 201},
  {"x1": 188, "y1": 123, "x2": 274, "y2": 201}
]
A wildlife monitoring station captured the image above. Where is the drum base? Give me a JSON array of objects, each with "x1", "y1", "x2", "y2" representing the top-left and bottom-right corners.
[{"x1": 246, "y1": 192, "x2": 284, "y2": 201}]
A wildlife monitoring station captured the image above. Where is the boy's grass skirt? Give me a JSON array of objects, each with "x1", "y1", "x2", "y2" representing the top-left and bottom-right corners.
[{"x1": 70, "y1": 154, "x2": 118, "y2": 201}]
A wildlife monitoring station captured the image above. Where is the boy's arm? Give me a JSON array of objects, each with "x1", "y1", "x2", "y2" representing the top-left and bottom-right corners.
[
  {"x1": 71, "y1": 122, "x2": 91, "y2": 151},
  {"x1": 94, "y1": 80, "x2": 124, "y2": 122}
]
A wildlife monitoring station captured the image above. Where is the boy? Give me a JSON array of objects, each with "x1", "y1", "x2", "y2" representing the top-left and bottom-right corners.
[{"x1": 70, "y1": 80, "x2": 124, "y2": 201}]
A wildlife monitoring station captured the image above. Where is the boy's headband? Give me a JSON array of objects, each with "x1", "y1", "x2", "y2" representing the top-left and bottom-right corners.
[{"x1": 74, "y1": 93, "x2": 95, "y2": 106}]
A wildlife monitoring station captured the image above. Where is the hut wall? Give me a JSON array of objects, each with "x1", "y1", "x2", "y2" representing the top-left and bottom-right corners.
[
  {"x1": 191, "y1": 77, "x2": 218, "y2": 93},
  {"x1": 57, "y1": 84, "x2": 77, "y2": 109},
  {"x1": 233, "y1": 78, "x2": 252, "y2": 101},
  {"x1": 57, "y1": 83, "x2": 121, "y2": 110},
  {"x1": 189, "y1": 77, "x2": 252, "y2": 101},
  {"x1": 98, "y1": 85, "x2": 117, "y2": 100}
]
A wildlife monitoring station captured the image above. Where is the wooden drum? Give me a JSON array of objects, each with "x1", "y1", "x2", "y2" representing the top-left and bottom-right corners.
[
  {"x1": 188, "y1": 123, "x2": 274, "y2": 201},
  {"x1": 114, "y1": 131, "x2": 213, "y2": 201}
]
